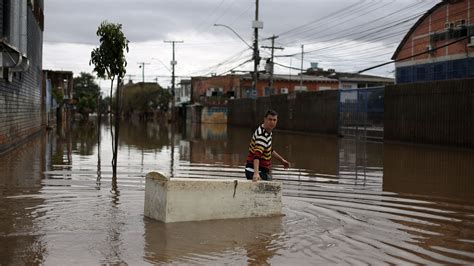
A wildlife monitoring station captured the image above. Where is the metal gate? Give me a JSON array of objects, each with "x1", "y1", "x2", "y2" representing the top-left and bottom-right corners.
[{"x1": 338, "y1": 87, "x2": 384, "y2": 140}]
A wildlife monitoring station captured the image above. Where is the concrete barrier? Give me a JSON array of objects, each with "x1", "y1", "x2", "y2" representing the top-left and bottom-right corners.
[{"x1": 144, "y1": 172, "x2": 282, "y2": 223}]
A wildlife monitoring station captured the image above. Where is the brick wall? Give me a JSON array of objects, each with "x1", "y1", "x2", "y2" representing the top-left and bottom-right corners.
[
  {"x1": 384, "y1": 78, "x2": 474, "y2": 148},
  {"x1": 0, "y1": 7, "x2": 44, "y2": 155},
  {"x1": 395, "y1": 0, "x2": 473, "y2": 62},
  {"x1": 0, "y1": 1, "x2": 4, "y2": 37}
]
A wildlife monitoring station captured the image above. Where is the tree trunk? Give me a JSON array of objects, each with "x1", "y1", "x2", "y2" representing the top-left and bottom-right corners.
[
  {"x1": 97, "y1": 94, "x2": 102, "y2": 187},
  {"x1": 112, "y1": 77, "x2": 121, "y2": 189}
]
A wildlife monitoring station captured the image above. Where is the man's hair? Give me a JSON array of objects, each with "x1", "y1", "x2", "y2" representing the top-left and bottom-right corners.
[{"x1": 264, "y1": 109, "x2": 278, "y2": 117}]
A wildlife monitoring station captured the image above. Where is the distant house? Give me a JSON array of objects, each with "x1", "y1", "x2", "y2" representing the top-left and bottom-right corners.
[
  {"x1": 392, "y1": 0, "x2": 474, "y2": 83},
  {"x1": 0, "y1": 0, "x2": 45, "y2": 154},
  {"x1": 191, "y1": 73, "x2": 339, "y2": 104},
  {"x1": 305, "y1": 67, "x2": 394, "y2": 89},
  {"x1": 176, "y1": 79, "x2": 191, "y2": 105},
  {"x1": 42, "y1": 70, "x2": 74, "y2": 128}
]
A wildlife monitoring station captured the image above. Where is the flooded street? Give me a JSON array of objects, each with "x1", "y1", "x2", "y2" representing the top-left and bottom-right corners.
[{"x1": 1, "y1": 120, "x2": 474, "y2": 264}]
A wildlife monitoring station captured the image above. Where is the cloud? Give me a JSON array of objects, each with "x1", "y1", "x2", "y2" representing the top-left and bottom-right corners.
[{"x1": 43, "y1": 0, "x2": 439, "y2": 87}]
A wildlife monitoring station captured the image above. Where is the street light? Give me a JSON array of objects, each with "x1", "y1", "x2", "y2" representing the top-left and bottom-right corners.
[{"x1": 213, "y1": 24, "x2": 253, "y2": 50}]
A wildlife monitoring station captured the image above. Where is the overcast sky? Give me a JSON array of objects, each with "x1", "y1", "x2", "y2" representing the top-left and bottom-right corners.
[{"x1": 43, "y1": 0, "x2": 440, "y2": 94}]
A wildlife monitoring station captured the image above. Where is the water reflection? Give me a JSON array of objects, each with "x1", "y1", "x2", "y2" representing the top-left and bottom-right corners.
[
  {"x1": 71, "y1": 120, "x2": 98, "y2": 156},
  {"x1": 143, "y1": 216, "x2": 283, "y2": 264},
  {"x1": 383, "y1": 143, "x2": 474, "y2": 201},
  {"x1": 120, "y1": 120, "x2": 171, "y2": 151},
  {"x1": 0, "y1": 132, "x2": 49, "y2": 264}
]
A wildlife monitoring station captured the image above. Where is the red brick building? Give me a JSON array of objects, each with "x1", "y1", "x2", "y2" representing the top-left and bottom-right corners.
[
  {"x1": 191, "y1": 73, "x2": 339, "y2": 103},
  {"x1": 393, "y1": 0, "x2": 474, "y2": 83}
]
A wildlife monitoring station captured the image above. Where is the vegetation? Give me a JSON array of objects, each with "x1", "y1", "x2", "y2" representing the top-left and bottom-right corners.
[
  {"x1": 73, "y1": 72, "x2": 101, "y2": 119},
  {"x1": 51, "y1": 87, "x2": 64, "y2": 105},
  {"x1": 122, "y1": 83, "x2": 171, "y2": 118},
  {"x1": 90, "y1": 20, "x2": 129, "y2": 180}
]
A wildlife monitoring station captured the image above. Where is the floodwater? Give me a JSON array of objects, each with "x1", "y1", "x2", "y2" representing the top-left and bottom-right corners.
[{"x1": 1, "y1": 120, "x2": 474, "y2": 264}]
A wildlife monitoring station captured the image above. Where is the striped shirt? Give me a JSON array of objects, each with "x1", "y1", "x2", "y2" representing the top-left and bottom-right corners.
[{"x1": 246, "y1": 125, "x2": 273, "y2": 170}]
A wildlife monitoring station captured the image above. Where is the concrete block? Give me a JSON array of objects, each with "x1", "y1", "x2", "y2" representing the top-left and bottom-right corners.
[{"x1": 144, "y1": 172, "x2": 282, "y2": 223}]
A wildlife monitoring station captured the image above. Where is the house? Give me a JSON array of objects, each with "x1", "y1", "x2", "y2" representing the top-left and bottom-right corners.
[
  {"x1": 305, "y1": 66, "x2": 394, "y2": 89},
  {"x1": 42, "y1": 70, "x2": 74, "y2": 128},
  {"x1": 0, "y1": 0, "x2": 45, "y2": 154},
  {"x1": 392, "y1": 0, "x2": 474, "y2": 83},
  {"x1": 176, "y1": 79, "x2": 191, "y2": 105},
  {"x1": 191, "y1": 73, "x2": 339, "y2": 104}
]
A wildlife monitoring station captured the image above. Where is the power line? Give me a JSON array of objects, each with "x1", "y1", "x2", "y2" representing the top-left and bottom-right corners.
[
  {"x1": 275, "y1": 4, "x2": 466, "y2": 60},
  {"x1": 357, "y1": 35, "x2": 471, "y2": 73},
  {"x1": 284, "y1": 5, "x2": 429, "y2": 47},
  {"x1": 277, "y1": 0, "x2": 368, "y2": 37},
  {"x1": 217, "y1": 58, "x2": 253, "y2": 76}
]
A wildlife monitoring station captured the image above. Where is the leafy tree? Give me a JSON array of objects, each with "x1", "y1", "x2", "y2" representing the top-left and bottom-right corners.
[
  {"x1": 122, "y1": 83, "x2": 171, "y2": 118},
  {"x1": 52, "y1": 87, "x2": 64, "y2": 105},
  {"x1": 73, "y1": 72, "x2": 101, "y2": 119},
  {"x1": 90, "y1": 21, "x2": 129, "y2": 181}
]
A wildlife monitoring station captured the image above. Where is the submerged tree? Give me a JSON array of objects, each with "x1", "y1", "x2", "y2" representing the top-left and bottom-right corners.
[
  {"x1": 90, "y1": 21, "x2": 129, "y2": 181},
  {"x1": 121, "y1": 83, "x2": 171, "y2": 119}
]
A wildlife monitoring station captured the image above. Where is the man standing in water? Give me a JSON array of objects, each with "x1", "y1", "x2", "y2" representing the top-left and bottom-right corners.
[{"x1": 245, "y1": 109, "x2": 290, "y2": 181}]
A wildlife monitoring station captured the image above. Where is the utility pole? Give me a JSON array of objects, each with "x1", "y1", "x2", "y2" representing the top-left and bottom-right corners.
[
  {"x1": 138, "y1": 62, "x2": 150, "y2": 83},
  {"x1": 164, "y1": 40, "x2": 184, "y2": 121},
  {"x1": 262, "y1": 35, "x2": 283, "y2": 94},
  {"x1": 300, "y1": 45, "x2": 304, "y2": 90},
  {"x1": 252, "y1": 0, "x2": 263, "y2": 98}
]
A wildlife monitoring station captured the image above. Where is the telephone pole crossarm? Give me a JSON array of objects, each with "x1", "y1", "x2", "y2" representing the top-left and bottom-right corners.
[{"x1": 261, "y1": 35, "x2": 283, "y2": 92}]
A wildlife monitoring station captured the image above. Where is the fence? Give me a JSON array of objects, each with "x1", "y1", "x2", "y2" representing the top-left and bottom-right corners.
[
  {"x1": 384, "y1": 78, "x2": 474, "y2": 148},
  {"x1": 338, "y1": 87, "x2": 384, "y2": 140}
]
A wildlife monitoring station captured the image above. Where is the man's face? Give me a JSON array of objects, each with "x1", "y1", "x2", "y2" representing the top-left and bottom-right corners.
[{"x1": 263, "y1": 115, "x2": 278, "y2": 132}]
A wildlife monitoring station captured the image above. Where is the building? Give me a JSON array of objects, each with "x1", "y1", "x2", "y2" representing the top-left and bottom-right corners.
[
  {"x1": 392, "y1": 0, "x2": 474, "y2": 83},
  {"x1": 42, "y1": 70, "x2": 74, "y2": 128},
  {"x1": 176, "y1": 79, "x2": 191, "y2": 105},
  {"x1": 0, "y1": 0, "x2": 45, "y2": 155},
  {"x1": 191, "y1": 73, "x2": 339, "y2": 104},
  {"x1": 305, "y1": 67, "x2": 394, "y2": 89}
]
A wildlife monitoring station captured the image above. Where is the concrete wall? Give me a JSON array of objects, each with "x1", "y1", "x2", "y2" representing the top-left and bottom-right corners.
[
  {"x1": 228, "y1": 90, "x2": 339, "y2": 135},
  {"x1": 201, "y1": 106, "x2": 227, "y2": 124},
  {"x1": 384, "y1": 78, "x2": 474, "y2": 148},
  {"x1": 144, "y1": 172, "x2": 282, "y2": 223},
  {"x1": 0, "y1": 6, "x2": 44, "y2": 155}
]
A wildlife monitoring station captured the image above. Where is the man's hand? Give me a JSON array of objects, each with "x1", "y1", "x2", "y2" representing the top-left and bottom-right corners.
[
  {"x1": 281, "y1": 159, "x2": 290, "y2": 169},
  {"x1": 252, "y1": 173, "x2": 261, "y2": 182}
]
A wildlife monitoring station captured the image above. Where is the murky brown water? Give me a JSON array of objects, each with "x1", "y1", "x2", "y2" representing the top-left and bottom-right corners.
[{"x1": 1, "y1": 120, "x2": 474, "y2": 264}]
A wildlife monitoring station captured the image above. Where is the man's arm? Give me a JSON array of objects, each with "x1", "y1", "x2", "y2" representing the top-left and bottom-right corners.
[
  {"x1": 272, "y1": 150, "x2": 290, "y2": 169},
  {"x1": 253, "y1": 158, "x2": 261, "y2": 181}
]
